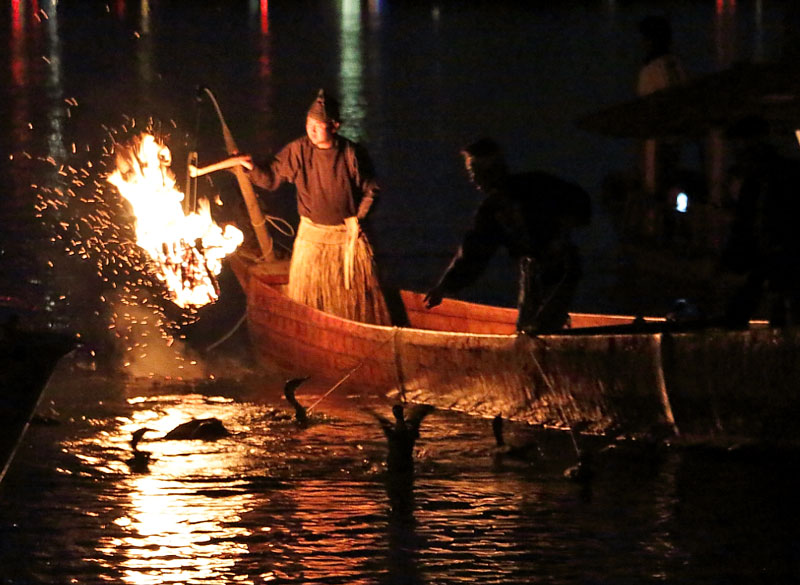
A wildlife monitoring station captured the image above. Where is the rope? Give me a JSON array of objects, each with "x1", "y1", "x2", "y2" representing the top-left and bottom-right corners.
[
  {"x1": 524, "y1": 336, "x2": 582, "y2": 457},
  {"x1": 306, "y1": 328, "x2": 399, "y2": 413},
  {"x1": 519, "y1": 255, "x2": 571, "y2": 333},
  {"x1": 204, "y1": 312, "x2": 247, "y2": 352},
  {"x1": 268, "y1": 215, "x2": 295, "y2": 237}
]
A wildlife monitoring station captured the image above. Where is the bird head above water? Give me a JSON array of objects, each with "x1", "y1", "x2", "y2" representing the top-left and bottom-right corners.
[
  {"x1": 126, "y1": 427, "x2": 155, "y2": 472},
  {"x1": 490, "y1": 414, "x2": 542, "y2": 463},
  {"x1": 492, "y1": 414, "x2": 506, "y2": 447},
  {"x1": 130, "y1": 427, "x2": 154, "y2": 451},
  {"x1": 284, "y1": 376, "x2": 310, "y2": 424}
]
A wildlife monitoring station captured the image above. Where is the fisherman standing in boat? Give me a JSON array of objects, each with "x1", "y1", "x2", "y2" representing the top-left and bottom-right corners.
[
  {"x1": 206, "y1": 89, "x2": 391, "y2": 325},
  {"x1": 424, "y1": 138, "x2": 591, "y2": 334}
]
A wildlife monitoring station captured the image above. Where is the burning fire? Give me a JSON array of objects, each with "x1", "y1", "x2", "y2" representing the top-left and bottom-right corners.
[{"x1": 107, "y1": 133, "x2": 243, "y2": 308}]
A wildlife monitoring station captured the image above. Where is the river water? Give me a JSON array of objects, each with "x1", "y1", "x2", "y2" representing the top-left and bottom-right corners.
[{"x1": 2, "y1": 1, "x2": 800, "y2": 583}]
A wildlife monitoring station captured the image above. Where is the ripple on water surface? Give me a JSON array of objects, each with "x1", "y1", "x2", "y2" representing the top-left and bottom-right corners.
[{"x1": 1, "y1": 371, "x2": 799, "y2": 584}]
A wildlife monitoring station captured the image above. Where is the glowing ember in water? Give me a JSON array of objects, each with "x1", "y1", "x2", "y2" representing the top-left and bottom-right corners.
[{"x1": 107, "y1": 133, "x2": 243, "y2": 308}]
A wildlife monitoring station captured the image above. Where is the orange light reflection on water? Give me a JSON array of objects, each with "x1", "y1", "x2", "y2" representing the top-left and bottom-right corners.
[
  {"x1": 108, "y1": 475, "x2": 253, "y2": 584},
  {"x1": 82, "y1": 383, "x2": 401, "y2": 583},
  {"x1": 91, "y1": 392, "x2": 258, "y2": 583}
]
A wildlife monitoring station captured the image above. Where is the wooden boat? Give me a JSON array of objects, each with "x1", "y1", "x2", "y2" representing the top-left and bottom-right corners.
[
  {"x1": 230, "y1": 253, "x2": 800, "y2": 447},
  {"x1": 0, "y1": 299, "x2": 76, "y2": 483}
]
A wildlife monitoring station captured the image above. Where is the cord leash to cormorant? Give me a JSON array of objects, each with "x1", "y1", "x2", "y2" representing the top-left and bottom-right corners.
[
  {"x1": 524, "y1": 338, "x2": 582, "y2": 457},
  {"x1": 306, "y1": 328, "x2": 400, "y2": 413}
]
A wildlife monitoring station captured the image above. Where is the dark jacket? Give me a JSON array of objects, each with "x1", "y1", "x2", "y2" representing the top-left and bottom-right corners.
[{"x1": 436, "y1": 171, "x2": 591, "y2": 294}]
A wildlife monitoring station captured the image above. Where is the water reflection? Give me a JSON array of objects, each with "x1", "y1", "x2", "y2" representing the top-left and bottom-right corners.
[
  {"x1": 85, "y1": 389, "x2": 258, "y2": 583},
  {"x1": 754, "y1": 0, "x2": 765, "y2": 61},
  {"x1": 9, "y1": 0, "x2": 28, "y2": 90},
  {"x1": 382, "y1": 466, "x2": 424, "y2": 583},
  {"x1": 9, "y1": 0, "x2": 35, "y2": 148},
  {"x1": 139, "y1": 0, "x2": 151, "y2": 35},
  {"x1": 6, "y1": 0, "x2": 69, "y2": 311},
  {"x1": 249, "y1": 0, "x2": 269, "y2": 36},
  {"x1": 250, "y1": 0, "x2": 273, "y2": 130},
  {"x1": 2, "y1": 369, "x2": 800, "y2": 583},
  {"x1": 107, "y1": 477, "x2": 252, "y2": 584},
  {"x1": 714, "y1": 0, "x2": 738, "y2": 67},
  {"x1": 338, "y1": 0, "x2": 366, "y2": 141},
  {"x1": 113, "y1": 0, "x2": 126, "y2": 21}
]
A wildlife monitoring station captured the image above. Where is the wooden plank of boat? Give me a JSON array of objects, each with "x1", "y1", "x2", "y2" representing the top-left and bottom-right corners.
[{"x1": 229, "y1": 252, "x2": 800, "y2": 446}]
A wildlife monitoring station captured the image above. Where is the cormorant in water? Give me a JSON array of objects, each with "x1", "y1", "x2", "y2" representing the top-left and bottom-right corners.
[
  {"x1": 563, "y1": 449, "x2": 595, "y2": 485},
  {"x1": 284, "y1": 376, "x2": 310, "y2": 425},
  {"x1": 491, "y1": 415, "x2": 542, "y2": 464},
  {"x1": 594, "y1": 423, "x2": 674, "y2": 472},
  {"x1": 126, "y1": 427, "x2": 154, "y2": 472},
  {"x1": 560, "y1": 420, "x2": 595, "y2": 486},
  {"x1": 370, "y1": 403, "x2": 435, "y2": 474},
  {"x1": 123, "y1": 418, "x2": 230, "y2": 472},
  {"x1": 162, "y1": 417, "x2": 230, "y2": 440}
]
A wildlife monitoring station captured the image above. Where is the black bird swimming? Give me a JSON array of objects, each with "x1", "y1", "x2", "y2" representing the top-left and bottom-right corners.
[
  {"x1": 595, "y1": 422, "x2": 674, "y2": 471},
  {"x1": 162, "y1": 417, "x2": 230, "y2": 440},
  {"x1": 284, "y1": 376, "x2": 311, "y2": 425},
  {"x1": 559, "y1": 419, "x2": 595, "y2": 485},
  {"x1": 124, "y1": 418, "x2": 229, "y2": 472},
  {"x1": 491, "y1": 414, "x2": 542, "y2": 464},
  {"x1": 563, "y1": 449, "x2": 595, "y2": 485},
  {"x1": 370, "y1": 403, "x2": 435, "y2": 474},
  {"x1": 126, "y1": 427, "x2": 154, "y2": 472}
]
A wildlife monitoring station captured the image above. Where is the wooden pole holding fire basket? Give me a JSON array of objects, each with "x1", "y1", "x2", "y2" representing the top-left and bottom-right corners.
[{"x1": 201, "y1": 87, "x2": 275, "y2": 262}]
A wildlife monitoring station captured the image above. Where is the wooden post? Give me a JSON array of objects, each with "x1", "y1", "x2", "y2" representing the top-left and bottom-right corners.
[{"x1": 201, "y1": 87, "x2": 275, "y2": 261}]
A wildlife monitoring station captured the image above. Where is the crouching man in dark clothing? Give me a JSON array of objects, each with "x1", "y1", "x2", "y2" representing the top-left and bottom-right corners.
[{"x1": 424, "y1": 138, "x2": 592, "y2": 334}]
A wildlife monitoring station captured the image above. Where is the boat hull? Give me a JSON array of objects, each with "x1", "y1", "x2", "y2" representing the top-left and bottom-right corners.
[
  {"x1": 0, "y1": 328, "x2": 75, "y2": 482},
  {"x1": 231, "y1": 254, "x2": 800, "y2": 446}
]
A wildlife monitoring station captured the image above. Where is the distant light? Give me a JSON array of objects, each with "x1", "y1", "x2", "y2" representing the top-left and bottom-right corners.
[{"x1": 676, "y1": 192, "x2": 689, "y2": 213}]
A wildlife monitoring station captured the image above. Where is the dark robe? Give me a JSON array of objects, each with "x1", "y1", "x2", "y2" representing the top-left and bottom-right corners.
[
  {"x1": 247, "y1": 135, "x2": 379, "y2": 225},
  {"x1": 246, "y1": 134, "x2": 390, "y2": 325}
]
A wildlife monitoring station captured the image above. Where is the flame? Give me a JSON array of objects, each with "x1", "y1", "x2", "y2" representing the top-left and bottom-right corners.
[{"x1": 107, "y1": 133, "x2": 243, "y2": 308}]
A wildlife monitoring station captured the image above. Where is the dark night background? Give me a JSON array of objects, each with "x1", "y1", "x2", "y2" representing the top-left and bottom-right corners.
[{"x1": 1, "y1": 2, "x2": 799, "y2": 584}]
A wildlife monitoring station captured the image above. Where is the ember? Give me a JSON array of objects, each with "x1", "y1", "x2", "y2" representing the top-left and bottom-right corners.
[{"x1": 107, "y1": 133, "x2": 243, "y2": 308}]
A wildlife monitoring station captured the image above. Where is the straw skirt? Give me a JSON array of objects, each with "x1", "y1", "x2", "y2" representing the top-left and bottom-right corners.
[{"x1": 287, "y1": 217, "x2": 391, "y2": 325}]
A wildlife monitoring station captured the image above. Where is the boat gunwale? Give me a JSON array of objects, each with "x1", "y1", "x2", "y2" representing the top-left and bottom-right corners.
[
  {"x1": 232, "y1": 250, "x2": 684, "y2": 339},
  {"x1": 247, "y1": 279, "x2": 721, "y2": 342}
]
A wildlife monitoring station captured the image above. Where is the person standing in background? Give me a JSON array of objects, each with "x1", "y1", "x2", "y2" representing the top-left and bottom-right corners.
[{"x1": 636, "y1": 15, "x2": 688, "y2": 200}]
